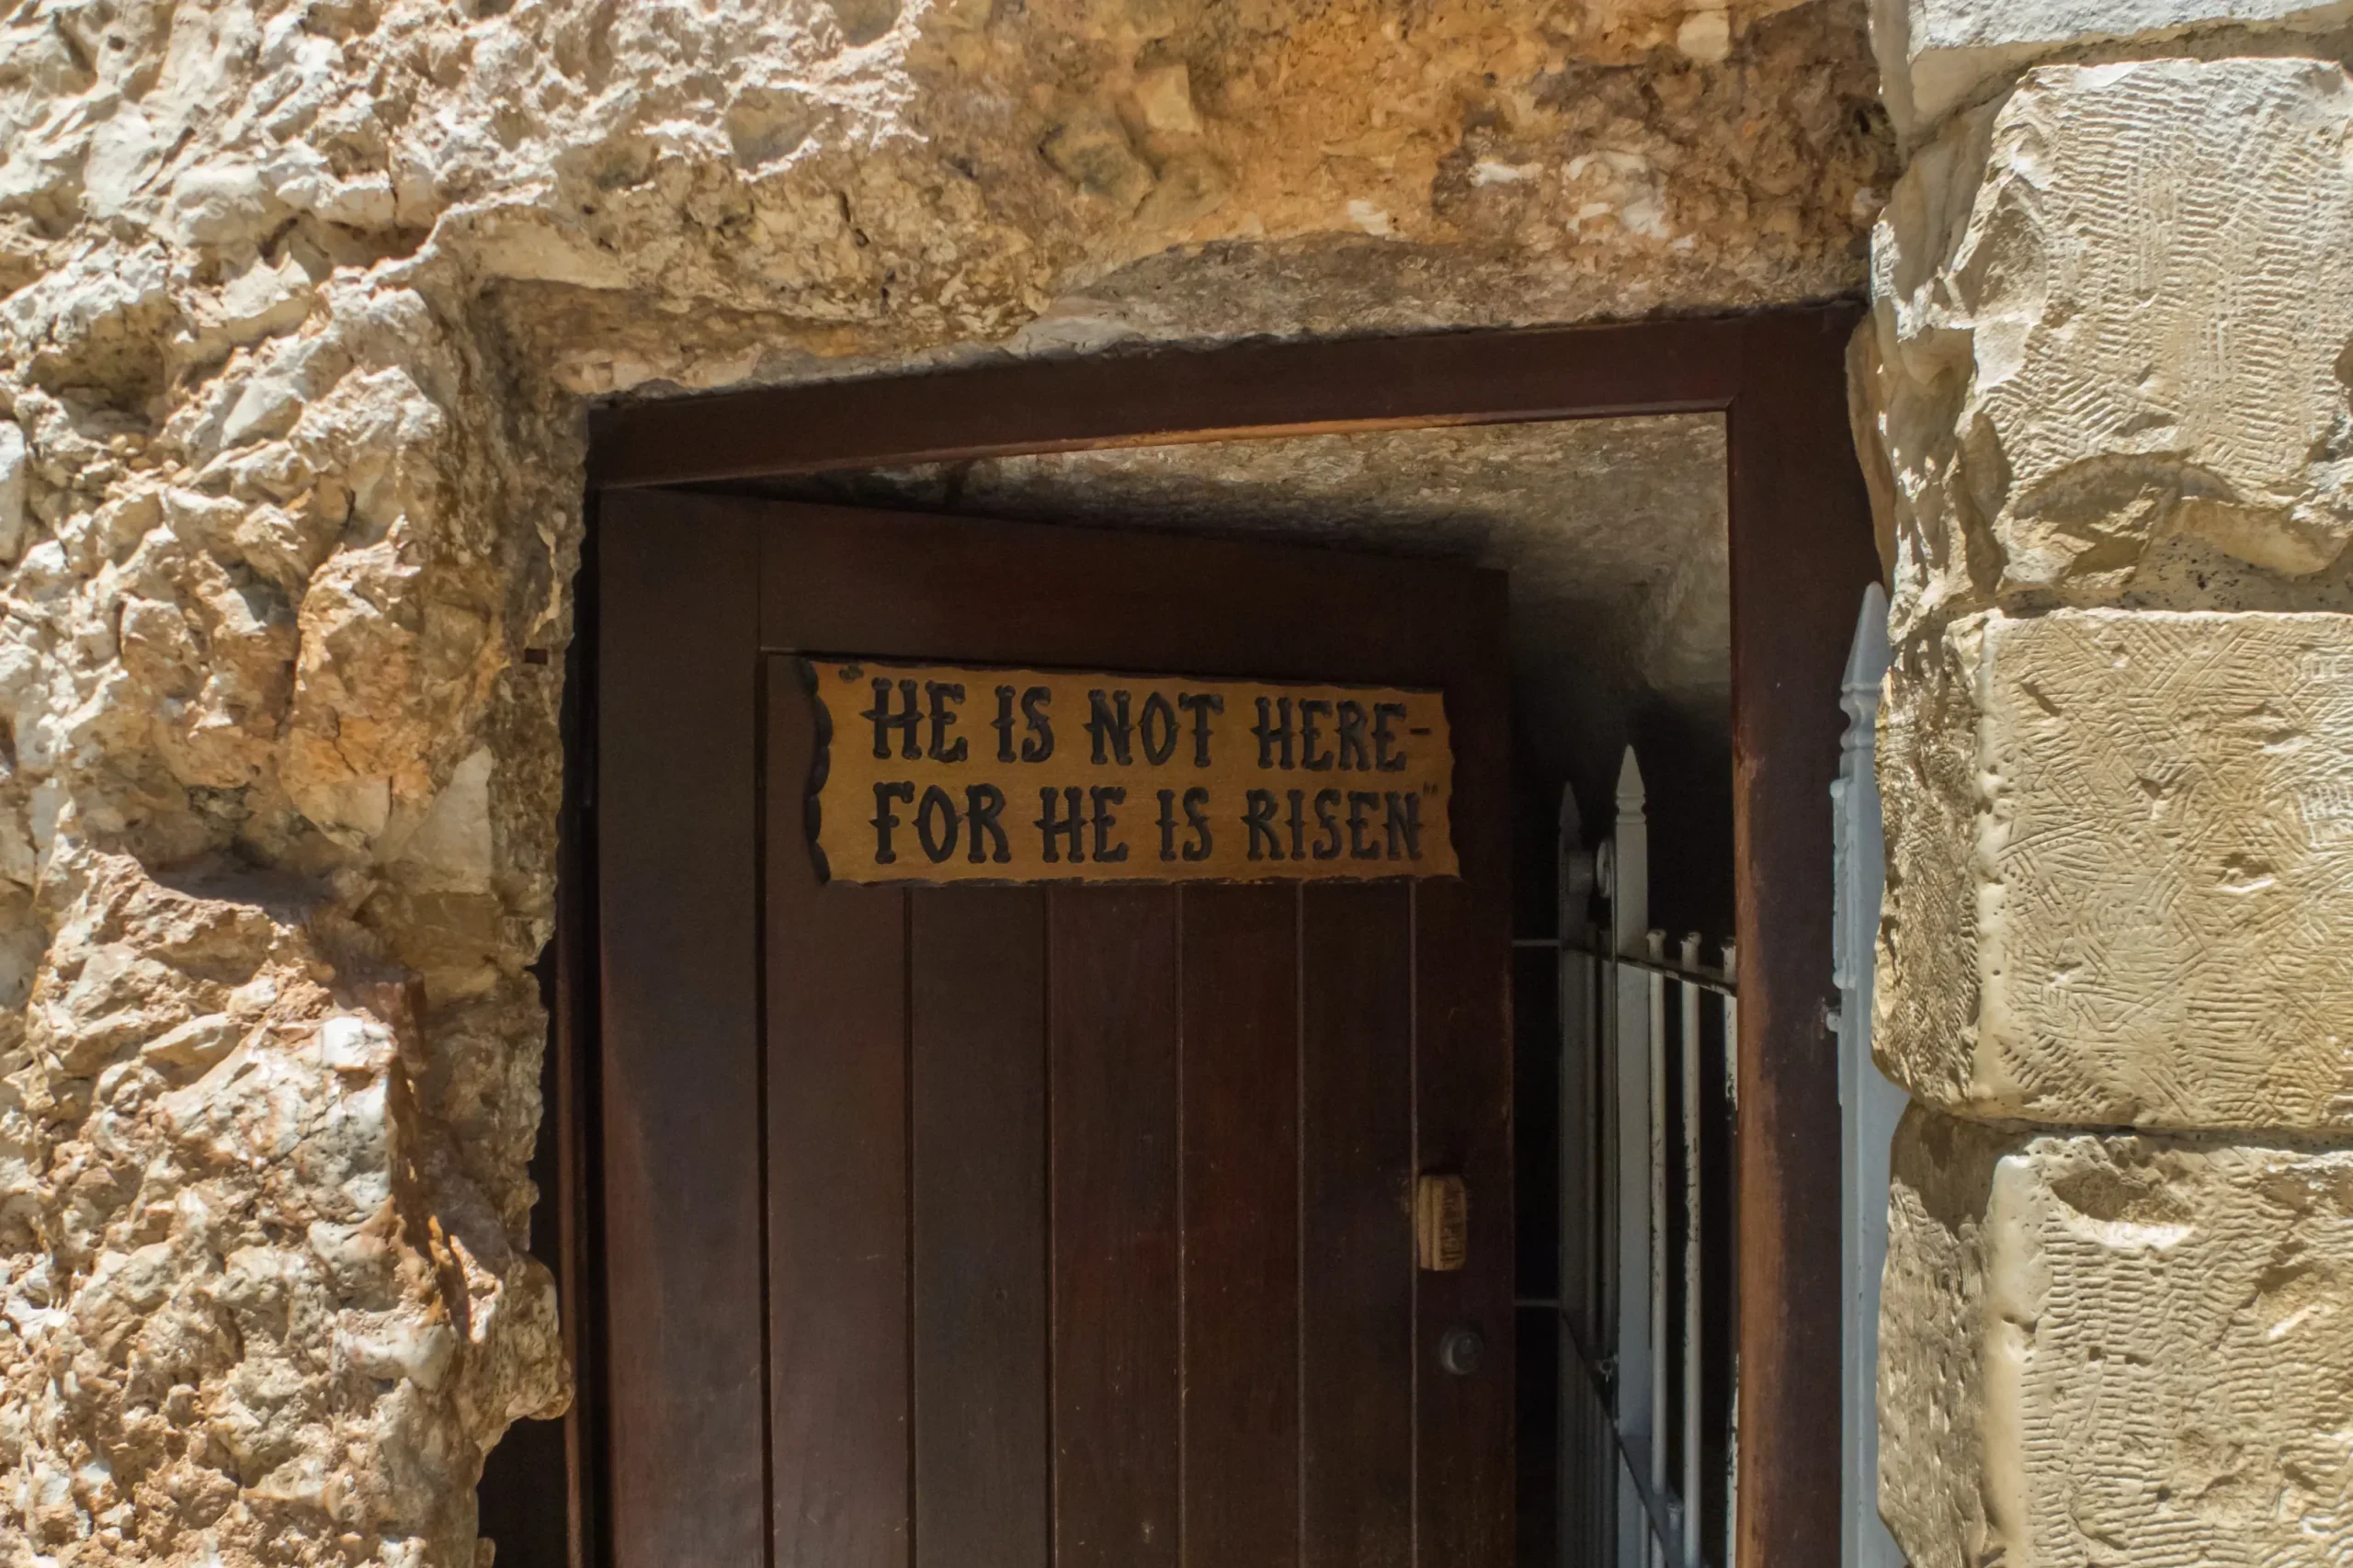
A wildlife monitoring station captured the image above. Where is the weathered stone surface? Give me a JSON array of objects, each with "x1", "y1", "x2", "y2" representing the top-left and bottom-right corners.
[
  {"x1": 1880, "y1": 608, "x2": 2353, "y2": 1131},
  {"x1": 0, "y1": 269, "x2": 573, "y2": 1562},
  {"x1": 1870, "y1": 0, "x2": 2353, "y2": 132},
  {"x1": 0, "y1": 851, "x2": 564, "y2": 1564},
  {"x1": 1881, "y1": 1106, "x2": 2353, "y2": 1568},
  {"x1": 0, "y1": 1, "x2": 1889, "y2": 1563},
  {"x1": 1861, "y1": 60, "x2": 2353, "y2": 645},
  {"x1": 1855, "y1": 31, "x2": 2353, "y2": 1568}
]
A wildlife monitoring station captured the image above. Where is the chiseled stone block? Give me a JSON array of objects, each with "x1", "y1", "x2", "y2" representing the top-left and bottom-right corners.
[
  {"x1": 1867, "y1": 60, "x2": 2353, "y2": 633},
  {"x1": 1872, "y1": 0, "x2": 2353, "y2": 132},
  {"x1": 1881, "y1": 1107, "x2": 2353, "y2": 1568},
  {"x1": 1879, "y1": 608, "x2": 2353, "y2": 1130}
]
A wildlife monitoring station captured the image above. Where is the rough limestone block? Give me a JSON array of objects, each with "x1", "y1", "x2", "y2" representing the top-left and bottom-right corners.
[
  {"x1": 1881, "y1": 1107, "x2": 2353, "y2": 1568},
  {"x1": 1879, "y1": 608, "x2": 2353, "y2": 1131},
  {"x1": 1871, "y1": 0, "x2": 2353, "y2": 133},
  {"x1": 1867, "y1": 61, "x2": 2353, "y2": 637}
]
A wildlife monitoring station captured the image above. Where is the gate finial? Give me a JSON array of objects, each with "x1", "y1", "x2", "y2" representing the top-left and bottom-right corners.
[{"x1": 1615, "y1": 744, "x2": 1646, "y2": 813}]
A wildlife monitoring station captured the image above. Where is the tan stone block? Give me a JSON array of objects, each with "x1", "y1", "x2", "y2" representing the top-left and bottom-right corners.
[
  {"x1": 1870, "y1": 0, "x2": 2353, "y2": 134},
  {"x1": 1880, "y1": 608, "x2": 2353, "y2": 1129},
  {"x1": 1868, "y1": 61, "x2": 2353, "y2": 636},
  {"x1": 1881, "y1": 1106, "x2": 2353, "y2": 1568}
]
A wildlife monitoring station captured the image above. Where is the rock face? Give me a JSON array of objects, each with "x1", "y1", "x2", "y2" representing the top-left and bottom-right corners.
[
  {"x1": 0, "y1": 1, "x2": 1891, "y2": 1564},
  {"x1": 1881, "y1": 1106, "x2": 2353, "y2": 1568},
  {"x1": 1880, "y1": 609, "x2": 2353, "y2": 1130},
  {"x1": 0, "y1": 272, "x2": 574, "y2": 1567},
  {"x1": 2, "y1": 853, "x2": 564, "y2": 1564}
]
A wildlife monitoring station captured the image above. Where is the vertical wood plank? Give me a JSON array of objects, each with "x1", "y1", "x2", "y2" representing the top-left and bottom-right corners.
[
  {"x1": 597, "y1": 496, "x2": 767, "y2": 1568},
  {"x1": 1414, "y1": 870, "x2": 1516, "y2": 1568},
  {"x1": 1180, "y1": 884, "x2": 1302, "y2": 1568},
  {"x1": 767, "y1": 658, "x2": 911, "y2": 1568},
  {"x1": 1415, "y1": 613, "x2": 1516, "y2": 1568},
  {"x1": 911, "y1": 888, "x2": 1051, "y2": 1568},
  {"x1": 1051, "y1": 888, "x2": 1182, "y2": 1568},
  {"x1": 1300, "y1": 883, "x2": 1415, "y2": 1568}
]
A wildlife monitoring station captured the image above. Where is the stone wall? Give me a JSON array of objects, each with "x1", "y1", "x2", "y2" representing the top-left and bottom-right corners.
[
  {"x1": 1859, "y1": 7, "x2": 2353, "y2": 1563},
  {"x1": 0, "y1": 2, "x2": 1889, "y2": 1564}
]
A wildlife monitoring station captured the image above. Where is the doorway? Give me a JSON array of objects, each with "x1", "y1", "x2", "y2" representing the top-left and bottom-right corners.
[
  {"x1": 496, "y1": 309, "x2": 1876, "y2": 1568},
  {"x1": 733, "y1": 415, "x2": 1741, "y2": 1567}
]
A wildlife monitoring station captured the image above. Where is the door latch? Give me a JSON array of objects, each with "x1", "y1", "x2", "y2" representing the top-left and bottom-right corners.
[{"x1": 1415, "y1": 1174, "x2": 1468, "y2": 1271}]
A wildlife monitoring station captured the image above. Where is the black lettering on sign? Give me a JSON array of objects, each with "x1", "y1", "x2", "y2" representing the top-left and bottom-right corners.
[
  {"x1": 812, "y1": 660, "x2": 1454, "y2": 882},
  {"x1": 1037, "y1": 786, "x2": 1085, "y2": 863},
  {"x1": 1347, "y1": 790, "x2": 1381, "y2": 859},
  {"x1": 1384, "y1": 791, "x2": 1422, "y2": 860},
  {"x1": 1139, "y1": 691, "x2": 1179, "y2": 766},
  {"x1": 991, "y1": 686, "x2": 1018, "y2": 763},
  {"x1": 915, "y1": 784, "x2": 960, "y2": 864},
  {"x1": 1244, "y1": 789, "x2": 1282, "y2": 860},
  {"x1": 871, "y1": 781, "x2": 915, "y2": 863},
  {"x1": 1372, "y1": 702, "x2": 1409, "y2": 772},
  {"x1": 1089, "y1": 786, "x2": 1129, "y2": 863},
  {"x1": 1253, "y1": 697, "x2": 1295, "y2": 769},
  {"x1": 1177, "y1": 692, "x2": 1223, "y2": 767},
  {"x1": 1020, "y1": 687, "x2": 1054, "y2": 763},
  {"x1": 967, "y1": 784, "x2": 1010, "y2": 864},
  {"x1": 1313, "y1": 788, "x2": 1342, "y2": 860},
  {"x1": 1300, "y1": 699, "x2": 1334, "y2": 771},
  {"x1": 1086, "y1": 689, "x2": 1133, "y2": 766},
  {"x1": 1336, "y1": 700, "x2": 1370, "y2": 771},
  {"x1": 865, "y1": 678, "x2": 923, "y2": 760},
  {"x1": 1182, "y1": 787, "x2": 1212, "y2": 861},
  {"x1": 925, "y1": 682, "x2": 968, "y2": 764}
]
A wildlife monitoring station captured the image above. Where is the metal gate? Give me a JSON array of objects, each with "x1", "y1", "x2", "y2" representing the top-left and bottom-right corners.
[
  {"x1": 1533, "y1": 749, "x2": 1738, "y2": 1568},
  {"x1": 1532, "y1": 585, "x2": 1904, "y2": 1568}
]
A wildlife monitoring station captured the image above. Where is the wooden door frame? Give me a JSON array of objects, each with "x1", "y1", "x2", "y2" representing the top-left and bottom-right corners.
[{"x1": 552, "y1": 303, "x2": 1878, "y2": 1567}]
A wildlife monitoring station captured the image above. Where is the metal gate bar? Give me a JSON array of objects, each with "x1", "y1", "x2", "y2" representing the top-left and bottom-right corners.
[{"x1": 1529, "y1": 749, "x2": 1738, "y2": 1568}]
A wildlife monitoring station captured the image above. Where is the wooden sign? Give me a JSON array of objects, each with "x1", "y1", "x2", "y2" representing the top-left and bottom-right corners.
[{"x1": 804, "y1": 658, "x2": 1458, "y2": 883}]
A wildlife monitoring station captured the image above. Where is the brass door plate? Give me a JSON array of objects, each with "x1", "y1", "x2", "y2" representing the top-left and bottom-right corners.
[{"x1": 1415, "y1": 1173, "x2": 1468, "y2": 1272}]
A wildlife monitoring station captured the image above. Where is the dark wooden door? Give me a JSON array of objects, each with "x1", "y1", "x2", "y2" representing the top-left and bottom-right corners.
[{"x1": 597, "y1": 494, "x2": 1511, "y2": 1568}]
